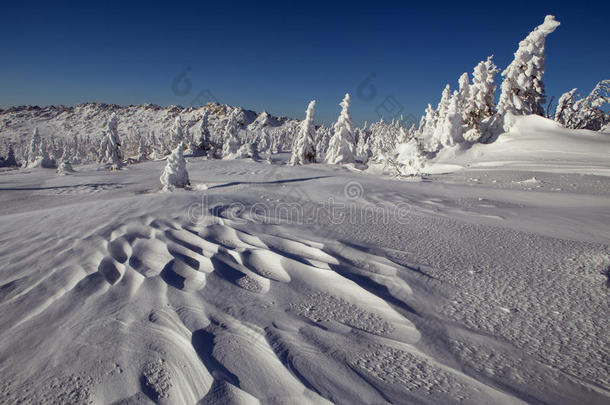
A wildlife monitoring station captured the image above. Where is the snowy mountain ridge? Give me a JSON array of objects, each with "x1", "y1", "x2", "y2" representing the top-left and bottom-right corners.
[{"x1": 0, "y1": 102, "x2": 298, "y2": 144}]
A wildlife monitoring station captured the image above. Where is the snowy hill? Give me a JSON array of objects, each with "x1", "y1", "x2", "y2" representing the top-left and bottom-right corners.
[{"x1": 432, "y1": 115, "x2": 610, "y2": 175}]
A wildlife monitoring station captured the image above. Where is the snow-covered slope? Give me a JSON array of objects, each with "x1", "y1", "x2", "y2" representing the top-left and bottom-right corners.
[
  {"x1": 1, "y1": 128, "x2": 609, "y2": 404},
  {"x1": 432, "y1": 115, "x2": 610, "y2": 175}
]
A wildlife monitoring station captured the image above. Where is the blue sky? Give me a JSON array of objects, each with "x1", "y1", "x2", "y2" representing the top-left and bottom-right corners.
[{"x1": 1, "y1": 1, "x2": 608, "y2": 125}]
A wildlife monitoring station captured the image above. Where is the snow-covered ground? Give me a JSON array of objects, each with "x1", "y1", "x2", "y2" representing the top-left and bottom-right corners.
[{"x1": 0, "y1": 119, "x2": 609, "y2": 404}]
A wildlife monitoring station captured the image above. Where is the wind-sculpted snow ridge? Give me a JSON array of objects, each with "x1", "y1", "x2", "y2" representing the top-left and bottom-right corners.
[
  {"x1": 0, "y1": 210, "x2": 429, "y2": 403},
  {"x1": 0, "y1": 156, "x2": 609, "y2": 404}
]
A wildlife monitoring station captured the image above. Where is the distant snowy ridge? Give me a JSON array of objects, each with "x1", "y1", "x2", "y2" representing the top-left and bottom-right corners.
[{"x1": 0, "y1": 102, "x2": 297, "y2": 144}]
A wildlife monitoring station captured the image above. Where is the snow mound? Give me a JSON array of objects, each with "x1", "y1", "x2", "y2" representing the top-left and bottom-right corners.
[{"x1": 445, "y1": 115, "x2": 610, "y2": 174}]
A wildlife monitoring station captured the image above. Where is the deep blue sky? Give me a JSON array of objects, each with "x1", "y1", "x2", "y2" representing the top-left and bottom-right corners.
[{"x1": 1, "y1": 1, "x2": 608, "y2": 125}]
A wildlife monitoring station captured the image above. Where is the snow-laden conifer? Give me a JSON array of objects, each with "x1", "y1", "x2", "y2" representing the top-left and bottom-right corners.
[
  {"x1": 290, "y1": 100, "x2": 317, "y2": 165},
  {"x1": 497, "y1": 15, "x2": 560, "y2": 120},
  {"x1": 160, "y1": 143, "x2": 190, "y2": 191},
  {"x1": 325, "y1": 93, "x2": 356, "y2": 164}
]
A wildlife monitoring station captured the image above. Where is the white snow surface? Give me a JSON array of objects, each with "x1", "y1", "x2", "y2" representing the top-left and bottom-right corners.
[{"x1": 0, "y1": 116, "x2": 609, "y2": 404}]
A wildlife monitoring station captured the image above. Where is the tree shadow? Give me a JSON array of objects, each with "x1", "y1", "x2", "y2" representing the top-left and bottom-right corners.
[{"x1": 207, "y1": 176, "x2": 332, "y2": 190}]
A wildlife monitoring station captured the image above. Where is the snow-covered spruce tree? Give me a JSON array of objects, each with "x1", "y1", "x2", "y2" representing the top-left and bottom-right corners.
[
  {"x1": 496, "y1": 15, "x2": 560, "y2": 125},
  {"x1": 28, "y1": 138, "x2": 55, "y2": 168},
  {"x1": 369, "y1": 119, "x2": 403, "y2": 162},
  {"x1": 325, "y1": 93, "x2": 356, "y2": 164},
  {"x1": 427, "y1": 85, "x2": 452, "y2": 151},
  {"x1": 355, "y1": 128, "x2": 372, "y2": 163},
  {"x1": 269, "y1": 129, "x2": 280, "y2": 154},
  {"x1": 389, "y1": 137, "x2": 427, "y2": 177},
  {"x1": 458, "y1": 73, "x2": 471, "y2": 109},
  {"x1": 463, "y1": 56, "x2": 499, "y2": 142},
  {"x1": 104, "y1": 113, "x2": 123, "y2": 169},
  {"x1": 56, "y1": 145, "x2": 74, "y2": 174},
  {"x1": 315, "y1": 126, "x2": 331, "y2": 158},
  {"x1": 170, "y1": 116, "x2": 185, "y2": 150},
  {"x1": 257, "y1": 127, "x2": 271, "y2": 155},
  {"x1": 137, "y1": 133, "x2": 148, "y2": 161},
  {"x1": 418, "y1": 104, "x2": 435, "y2": 135},
  {"x1": 554, "y1": 88, "x2": 577, "y2": 127},
  {"x1": 5, "y1": 144, "x2": 18, "y2": 167},
  {"x1": 420, "y1": 85, "x2": 451, "y2": 152},
  {"x1": 437, "y1": 92, "x2": 463, "y2": 148},
  {"x1": 555, "y1": 80, "x2": 609, "y2": 131},
  {"x1": 435, "y1": 85, "x2": 452, "y2": 123},
  {"x1": 26, "y1": 127, "x2": 42, "y2": 167},
  {"x1": 290, "y1": 100, "x2": 317, "y2": 165},
  {"x1": 237, "y1": 141, "x2": 261, "y2": 160},
  {"x1": 160, "y1": 143, "x2": 190, "y2": 191},
  {"x1": 222, "y1": 109, "x2": 241, "y2": 158},
  {"x1": 183, "y1": 125, "x2": 195, "y2": 153},
  {"x1": 198, "y1": 110, "x2": 213, "y2": 153}
]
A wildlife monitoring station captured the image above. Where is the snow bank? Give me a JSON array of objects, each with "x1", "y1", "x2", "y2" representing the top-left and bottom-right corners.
[{"x1": 442, "y1": 115, "x2": 610, "y2": 175}]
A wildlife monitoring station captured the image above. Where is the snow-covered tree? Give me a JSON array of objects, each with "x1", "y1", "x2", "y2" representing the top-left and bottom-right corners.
[
  {"x1": 457, "y1": 73, "x2": 472, "y2": 115},
  {"x1": 555, "y1": 80, "x2": 609, "y2": 131},
  {"x1": 315, "y1": 126, "x2": 331, "y2": 157},
  {"x1": 326, "y1": 93, "x2": 356, "y2": 164},
  {"x1": 137, "y1": 133, "x2": 148, "y2": 161},
  {"x1": 290, "y1": 100, "x2": 317, "y2": 165},
  {"x1": 437, "y1": 92, "x2": 463, "y2": 147},
  {"x1": 222, "y1": 109, "x2": 241, "y2": 158},
  {"x1": 554, "y1": 88, "x2": 577, "y2": 126},
  {"x1": 420, "y1": 84, "x2": 452, "y2": 152},
  {"x1": 160, "y1": 143, "x2": 190, "y2": 191},
  {"x1": 419, "y1": 104, "x2": 437, "y2": 152},
  {"x1": 257, "y1": 127, "x2": 271, "y2": 155},
  {"x1": 198, "y1": 110, "x2": 213, "y2": 153},
  {"x1": 56, "y1": 160, "x2": 74, "y2": 174},
  {"x1": 435, "y1": 85, "x2": 452, "y2": 123},
  {"x1": 26, "y1": 127, "x2": 42, "y2": 167},
  {"x1": 4, "y1": 144, "x2": 18, "y2": 167},
  {"x1": 389, "y1": 137, "x2": 426, "y2": 177},
  {"x1": 368, "y1": 118, "x2": 404, "y2": 162},
  {"x1": 237, "y1": 142, "x2": 260, "y2": 160},
  {"x1": 355, "y1": 128, "x2": 372, "y2": 162},
  {"x1": 497, "y1": 15, "x2": 560, "y2": 121},
  {"x1": 56, "y1": 145, "x2": 74, "y2": 174},
  {"x1": 472, "y1": 57, "x2": 499, "y2": 120},
  {"x1": 148, "y1": 130, "x2": 161, "y2": 159},
  {"x1": 463, "y1": 56, "x2": 499, "y2": 142},
  {"x1": 170, "y1": 116, "x2": 185, "y2": 149},
  {"x1": 269, "y1": 129, "x2": 281, "y2": 154},
  {"x1": 28, "y1": 138, "x2": 55, "y2": 168},
  {"x1": 103, "y1": 113, "x2": 123, "y2": 169}
]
